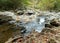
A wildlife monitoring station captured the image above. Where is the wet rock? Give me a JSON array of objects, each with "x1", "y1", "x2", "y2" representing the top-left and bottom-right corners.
[
  {"x1": 0, "y1": 15, "x2": 13, "y2": 20},
  {"x1": 50, "y1": 19, "x2": 60, "y2": 27},
  {"x1": 16, "y1": 11, "x2": 24, "y2": 15},
  {"x1": 26, "y1": 9, "x2": 34, "y2": 15},
  {"x1": 0, "y1": 15, "x2": 13, "y2": 25},
  {"x1": 27, "y1": 12, "x2": 33, "y2": 15},
  {"x1": 45, "y1": 24, "x2": 53, "y2": 28},
  {"x1": 0, "y1": 11, "x2": 14, "y2": 17},
  {"x1": 19, "y1": 26, "x2": 26, "y2": 34}
]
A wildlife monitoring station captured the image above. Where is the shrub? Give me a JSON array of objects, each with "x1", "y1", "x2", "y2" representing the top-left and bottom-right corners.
[{"x1": 0, "y1": 0, "x2": 23, "y2": 10}]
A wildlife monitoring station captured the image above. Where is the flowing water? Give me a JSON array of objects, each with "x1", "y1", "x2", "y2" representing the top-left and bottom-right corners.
[
  {"x1": 10, "y1": 14, "x2": 46, "y2": 36},
  {"x1": 10, "y1": 11, "x2": 60, "y2": 35}
]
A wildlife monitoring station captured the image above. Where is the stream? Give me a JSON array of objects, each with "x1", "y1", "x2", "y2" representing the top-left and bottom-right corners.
[
  {"x1": 1, "y1": 11, "x2": 60, "y2": 36},
  {"x1": 0, "y1": 11, "x2": 60, "y2": 43}
]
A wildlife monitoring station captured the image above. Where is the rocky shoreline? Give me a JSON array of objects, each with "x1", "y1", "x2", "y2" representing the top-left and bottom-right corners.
[{"x1": 0, "y1": 11, "x2": 60, "y2": 43}]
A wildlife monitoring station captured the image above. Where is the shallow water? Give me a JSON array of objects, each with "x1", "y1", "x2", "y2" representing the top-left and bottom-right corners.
[
  {"x1": 23, "y1": 16, "x2": 45, "y2": 33},
  {"x1": 10, "y1": 15, "x2": 46, "y2": 36}
]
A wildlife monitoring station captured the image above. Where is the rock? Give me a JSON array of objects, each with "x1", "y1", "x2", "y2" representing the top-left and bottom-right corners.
[
  {"x1": 50, "y1": 19, "x2": 60, "y2": 27},
  {"x1": 26, "y1": 9, "x2": 34, "y2": 15},
  {"x1": 19, "y1": 26, "x2": 26, "y2": 34},
  {"x1": 0, "y1": 15, "x2": 13, "y2": 25},
  {"x1": 45, "y1": 24, "x2": 53, "y2": 28},
  {"x1": 4, "y1": 11, "x2": 14, "y2": 16},
  {"x1": 0, "y1": 11, "x2": 14, "y2": 16},
  {"x1": 27, "y1": 13, "x2": 33, "y2": 15},
  {"x1": 16, "y1": 11, "x2": 24, "y2": 15}
]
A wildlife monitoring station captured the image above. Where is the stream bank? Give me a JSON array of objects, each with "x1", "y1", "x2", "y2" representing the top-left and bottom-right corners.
[{"x1": 0, "y1": 10, "x2": 60, "y2": 43}]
